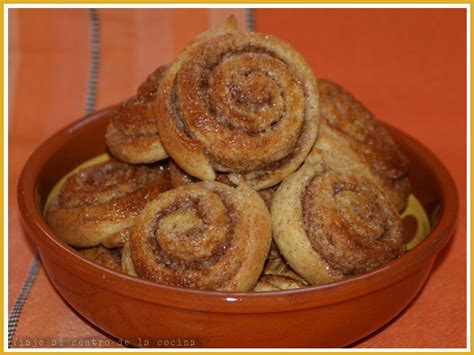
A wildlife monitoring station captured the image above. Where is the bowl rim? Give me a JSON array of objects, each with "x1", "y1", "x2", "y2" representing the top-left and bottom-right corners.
[{"x1": 16, "y1": 106, "x2": 459, "y2": 314}]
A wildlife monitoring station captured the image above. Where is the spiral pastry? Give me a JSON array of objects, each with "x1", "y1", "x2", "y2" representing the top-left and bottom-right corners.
[
  {"x1": 79, "y1": 246, "x2": 122, "y2": 272},
  {"x1": 129, "y1": 180, "x2": 272, "y2": 291},
  {"x1": 155, "y1": 16, "x2": 319, "y2": 190},
  {"x1": 106, "y1": 66, "x2": 169, "y2": 164},
  {"x1": 271, "y1": 156, "x2": 405, "y2": 285},
  {"x1": 313, "y1": 79, "x2": 410, "y2": 211},
  {"x1": 45, "y1": 159, "x2": 171, "y2": 248}
]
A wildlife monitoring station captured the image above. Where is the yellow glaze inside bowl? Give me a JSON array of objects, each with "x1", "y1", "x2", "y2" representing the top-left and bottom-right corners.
[{"x1": 402, "y1": 194, "x2": 431, "y2": 250}]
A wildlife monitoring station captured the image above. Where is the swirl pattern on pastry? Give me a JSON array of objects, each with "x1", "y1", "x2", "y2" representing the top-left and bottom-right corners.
[
  {"x1": 129, "y1": 180, "x2": 272, "y2": 291},
  {"x1": 313, "y1": 79, "x2": 410, "y2": 211},
  {"x1": 155, "y1": 16, "x2": 319, "y2": 190},
  {"x1": 46, "y1": 159, "x2": 171, "y2": 248},
  {"x1": 106, "y1": 66, "x2": 169, "y2": 164},
  {"x1": 271, "y1": 156, "x2": 405, "y2": 285}
]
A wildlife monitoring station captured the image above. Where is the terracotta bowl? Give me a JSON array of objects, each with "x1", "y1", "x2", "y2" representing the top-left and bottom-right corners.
[{"x1": 17, "y1": 107, "x2": 458, "y2": 348}]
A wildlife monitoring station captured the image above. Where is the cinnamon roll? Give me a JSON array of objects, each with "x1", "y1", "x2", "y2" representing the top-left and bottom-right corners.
[
  {"x1": 106, "y1": 66, "x2": 169, "y2": 164},
  {"x1": 271, "y1": 154, "x2": 405, "y2": 285},
  {"x1": 313, "y1": 79, "x2": 410, "y2": 211},
  {"x1": 79, "y1": 246, "x2": 122, "y2": 272},
  {"x1": 45, "y1": 159, "x2": 171, "y2": 248},
  {"x1": 129, "y1": 180, "x2": 272, "y2": 291},
  {"x1": 155, "y1": 16, "x2": 320, "y2": 190}
]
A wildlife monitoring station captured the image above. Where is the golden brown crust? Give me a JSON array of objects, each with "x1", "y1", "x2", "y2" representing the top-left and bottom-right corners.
[
  {"x1": 106, "y1": 66, "x2": 169, "y2": 164},
  {"x1": 257, "y1": 188, "x2": 275, "y2": 209},
  {"x1": 45, "y1": 160, "x2": 172, "y2": 248},
  {"x1": 137, "y1": 65, "x2": 168, "y2": 101},
  {"x1": 169, "y1": 158, "x2": 276, "y2": 207},
  {"x1": 101, "y1": 228, "x2": 130, "y2": 249},
  {"x1": 253, "y1": 242, "x2": 308, "y2": 292},
  {"x1": 129, "y1": 180, "x2": 272, "y2": 291},
  {"x1": 168, "y1": 159, "x2": 198, "y2": 188},
  {"x1": 313, "y1": 79, "x2": 410, "y2": 211},
  {"x1": 78, "y1": 246, "x2": 122, "y2": 272},
  {"x1": 264, "y1": 242, "x2": 308, "y2": 283},
  {"x1": 271, "y1": 156, "x2": 405, "y2": 285},
  {"x1": 253, "y1": 275, "x2": 306, "y2": 292},
  {"x1": 121, "y1": 240, "x2": 138, "y2": 276},
  {"x1": 155, "y1": 17, "x2": 319, "y2": 190}
]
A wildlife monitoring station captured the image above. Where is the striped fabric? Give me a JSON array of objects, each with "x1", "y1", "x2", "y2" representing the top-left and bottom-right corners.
[
  {"x1": 8, "y1": 8, "x2": 102, "y2": 346},
  {"x1": 8, "y1": 8, "x2": 466, "y2": 348},
  {"x1": 8, "y1": 252, "x2": 41, "y2": 347},
  {"x1": 85, "y1": 8, "x2": 100, "y2": 115}
]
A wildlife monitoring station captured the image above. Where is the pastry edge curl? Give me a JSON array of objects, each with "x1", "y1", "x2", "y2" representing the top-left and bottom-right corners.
[
  {"x1": 129, "y1": 180, "x2": 272, "y2": 291},
  {"x1": 154, "y1": 18, "x2": 239, "y2": 181},
  {"x1": 106, "y1": 122, "x2": 169, "y2": 164},
  {"x1": 271, "y1": 158, "x2": 404, "y2": 285},
  {"x1": 45, "y1": 162, "x2": 171, "y2": 248},
  {"x1": 312, "y1": 123, "x2": 410, "y2": 212},
  {"x1": 155, "y1": 17, "x2": 319, "y2": 190},
  {"x1": 271, "y1": 169, "x2": 342, "y2": 285},
  {"x1": 253, "y1": 274, "x2": 307, "y2": 292}
]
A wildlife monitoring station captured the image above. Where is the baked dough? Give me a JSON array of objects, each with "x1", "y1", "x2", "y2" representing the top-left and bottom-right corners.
[
  {"x1": 129, "y1": 180, "x2": 272, "y2": 291},
  {"x1": 313, "y1": 79, "x2": 410, "y2": 211},
  {"x1": 106, "y1": 66, "x2": 169, "y2": 164},
  {"x1": 271, "y1": 153, "x2": 405, "y2": 285},
  {"x1": 45, "y1": 159, "x2": 171, "y2": 247},
  {"x1": 155, "y1": 16, "x2": 319, "y2": 190}
]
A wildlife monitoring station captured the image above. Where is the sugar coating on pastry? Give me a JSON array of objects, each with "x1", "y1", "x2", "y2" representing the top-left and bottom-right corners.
[
  {"x1": 271, "y1": 157, "x2": 405, "y2": 285},
  {"x1": 155, "y1": 16, "x2": 319, "y2": 190},
  {"x1": 106, "y1": 66, "x2": 169, "y2": 164},
  {"x1": 129, "y1": 180, "x2": 272, "y2": 291},
  {"x1": 313, "y1": 79, "x2": 410, "y2": 211},
  {"x1": 45, "y1": 159, "x2": 171, "y2": 248},
  {"x1": 169, "y1": 158, "x2": 277, "y2": 208}
]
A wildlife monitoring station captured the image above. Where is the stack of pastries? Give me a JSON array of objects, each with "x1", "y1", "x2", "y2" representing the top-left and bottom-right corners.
[{"x1": 45, "y1": 16, "x2": 411, "y2": 292}]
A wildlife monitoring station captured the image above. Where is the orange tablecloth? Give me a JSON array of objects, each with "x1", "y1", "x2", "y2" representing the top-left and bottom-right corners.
[{"x1": 8, "y1": 8, "x2": 466, "y2": 348}]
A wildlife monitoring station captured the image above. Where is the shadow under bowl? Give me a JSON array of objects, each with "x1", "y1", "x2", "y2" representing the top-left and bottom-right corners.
[{"x1": 17, "y1": 107, "x2": 459, "y2": 348}]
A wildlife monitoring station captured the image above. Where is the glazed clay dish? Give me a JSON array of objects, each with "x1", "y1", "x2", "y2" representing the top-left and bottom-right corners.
[{"x1": 17, "y1": 17, "x2": 458, "y2": 348}]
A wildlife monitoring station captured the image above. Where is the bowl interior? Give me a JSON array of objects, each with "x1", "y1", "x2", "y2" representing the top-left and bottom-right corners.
[{"x1": 18, "y1": 106, "x2": 458, "y2": 311}]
